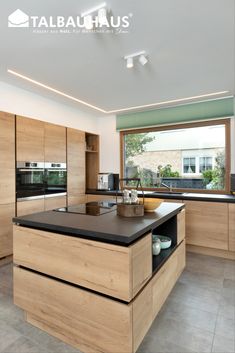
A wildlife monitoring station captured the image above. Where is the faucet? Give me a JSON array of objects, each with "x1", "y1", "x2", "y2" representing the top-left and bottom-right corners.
[{"x1": 161, "y1": 182, "x2": 173, "y2": 193}]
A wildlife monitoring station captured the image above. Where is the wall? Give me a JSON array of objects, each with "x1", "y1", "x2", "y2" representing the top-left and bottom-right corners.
[
  {"x1": 0, "y1": 81, "x2": 99, "y2": 133},
  {"x1": 98, "y1": 115, "x2": 120, "y2": 173}
]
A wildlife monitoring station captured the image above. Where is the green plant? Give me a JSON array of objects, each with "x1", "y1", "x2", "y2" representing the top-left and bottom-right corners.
[
  {"x1": 157, "y1": 164, "x2": 180, "y2": 178},
  {"x1": 125, "y1": 133, "x2": 155, "y2": 160},
  {"x1": 202, "y1": 169, "x2": 213, "y2": 184}
]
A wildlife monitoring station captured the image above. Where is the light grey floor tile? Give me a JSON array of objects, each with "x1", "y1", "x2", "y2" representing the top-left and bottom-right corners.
[
  {"x1": 212, "y1": 334, "x2": 235, "y2": 353},
  {"x1": 148, "y1": 317, "x2": 214, "y2": 353},
  {"x1": 1, "y1": 336, "x2": 43, "y2": 353},
  {"x1": 218, "y1": 301, "x2": 235, "y2": 320},
  {"x1": 179, "y1": 270, "x2": 224, "y2": 293},
  {"x1": 0, "y1": 321, "x2": 22, "y2": 352},
  {"x1": 137, "y1": 334, "x2": 197, "y2": 353},
  {"x1": 215, "y1": 315, "x2": 235, "y2": 340},
  {"x1": 160, "y1": 298, "x2": 217, "y2": 332},
  {"x1": 169, "y1": 281, "x2": 220, "y2": 314}
]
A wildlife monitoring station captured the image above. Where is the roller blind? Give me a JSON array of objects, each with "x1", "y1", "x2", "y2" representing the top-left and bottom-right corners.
[{"x1": 116, "y1": 97, "x2": 234, "y2": 130}]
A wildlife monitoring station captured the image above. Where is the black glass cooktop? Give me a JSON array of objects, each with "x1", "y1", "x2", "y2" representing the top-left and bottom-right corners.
[{"x1": 54, "y1": 201, "x2": 117, "y2": 216}]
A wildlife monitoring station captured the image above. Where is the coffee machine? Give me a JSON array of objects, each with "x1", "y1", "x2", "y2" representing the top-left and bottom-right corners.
[{"x1": 97, "y1": 173, "x2": 119, "y2": 191}]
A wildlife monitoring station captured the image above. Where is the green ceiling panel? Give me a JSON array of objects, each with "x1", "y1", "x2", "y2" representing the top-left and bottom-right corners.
[{"x1": 116, "y1": 97, "x2": 234, "y2": 130}]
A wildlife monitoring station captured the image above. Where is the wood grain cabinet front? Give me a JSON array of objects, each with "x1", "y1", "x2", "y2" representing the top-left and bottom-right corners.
[
  {"x1": 16, "y1": 116, "x2": 44, "y2": 162},
  {"x1": 184, "y1": 201, "x2": 229, "y2": 250},
  {"x1": 13, "y1": 240, "x2": 186, "y2": 353},
  {"x1": 229, "y1": 204, "x2": 235, "y2": 251},
  {"x1": 44, "y1": 123, "x2": 66, "y2": 163},
  {"x1": 17, "y1": 199, "x2": 45, "y2": 217},
  {"x1": 0, "y1": 203, "x2": 15, "y2": 258},
  {"x1": 67, "y1": 128, "x2": 86, "y2": 204},
  {"x1": 13, "y1": 226, "x2": 152, "y2": 302},
  {"x1": 44, "y1": 196, "x2": 67, "y2": 211}
]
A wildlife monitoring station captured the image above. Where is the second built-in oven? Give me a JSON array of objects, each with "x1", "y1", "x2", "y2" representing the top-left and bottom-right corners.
[
  {"x1": 16, "y1": 162, "x2": 45, "y2": 200},
  {"x1": 44, "y1": 163, "x2": 67, "y2": 197}
]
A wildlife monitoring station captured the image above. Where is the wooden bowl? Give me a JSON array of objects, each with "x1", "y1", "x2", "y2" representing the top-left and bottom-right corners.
[{"x1": 139, "y1": 198, "x2": 163, "y2": 212}]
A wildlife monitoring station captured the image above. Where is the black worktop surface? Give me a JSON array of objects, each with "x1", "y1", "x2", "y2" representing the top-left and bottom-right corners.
[
  {"x1": 13, "y1": 202, "x2": 184, "y2": 246},
  {"x1": 87, "y1": 189, "x2": 235, "y2": 203}
]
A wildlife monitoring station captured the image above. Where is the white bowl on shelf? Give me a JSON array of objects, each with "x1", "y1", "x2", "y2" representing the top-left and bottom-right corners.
[{"x1": 154, "y1": 235, "x2": 172, "y2": 249}]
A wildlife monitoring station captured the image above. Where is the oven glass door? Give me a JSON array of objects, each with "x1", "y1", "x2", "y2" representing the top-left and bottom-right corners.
[
  {"x1": 45, "y1": 169, "x2": 67, "y2": 196},
  {"x1": 16, "y1": 168, "x2": 45, "y2": 199}
]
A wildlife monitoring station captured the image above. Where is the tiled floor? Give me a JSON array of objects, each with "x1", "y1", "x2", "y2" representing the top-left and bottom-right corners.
[{"x1": 0, "y1": 253, "x2": 234, "y2": 353}]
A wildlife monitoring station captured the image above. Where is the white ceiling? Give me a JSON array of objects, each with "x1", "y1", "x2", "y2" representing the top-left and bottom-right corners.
[{"x1": 0, "y1": 0, "x2": 234, "y2": 115}]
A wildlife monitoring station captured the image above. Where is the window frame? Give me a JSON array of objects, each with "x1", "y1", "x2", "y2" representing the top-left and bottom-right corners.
[{"x1": 120, "y1": 118, "x2": 231, "y2": 194}]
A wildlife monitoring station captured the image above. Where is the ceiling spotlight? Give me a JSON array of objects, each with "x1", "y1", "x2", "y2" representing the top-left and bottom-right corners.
[
  {"x1": 139, "y1": 54, "x2": 148, "y2": 66},
  {"x1": 124, "y1": 51, "x2": 148, "y2": 69},
  {"x1": 126, "y1": 57, "x2": 134, "y2": 69},
  {"x1": 98, "y1": 8, "x2": 107, "y2": 25},
  {"x1": 84, "y1": 15, "x2": 93, "y2": 30},
  {"x1": 81, "y1": 2, "x2": 107, "y2": 18}
]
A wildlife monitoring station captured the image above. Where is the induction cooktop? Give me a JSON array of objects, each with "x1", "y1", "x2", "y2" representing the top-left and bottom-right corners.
[{"x1": 54, "y1": 201, "x2": 116, "y2": 216}]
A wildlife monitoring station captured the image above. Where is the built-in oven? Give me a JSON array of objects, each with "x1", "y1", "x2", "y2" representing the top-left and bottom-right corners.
[
  {"x1": 44, "y1": 163, "x2": 67, "y2": 198},
  {"x1": 16, "y1": 162, "x2": 45, "y2": 200}
]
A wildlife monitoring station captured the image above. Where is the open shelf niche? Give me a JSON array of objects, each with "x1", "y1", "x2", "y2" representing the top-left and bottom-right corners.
[
  {"x1": 85, "y1": 133, "x2": 100, "y2": 190},
  {"x1": 152, "y1": 215, "x2": 178, "y2": 274}
]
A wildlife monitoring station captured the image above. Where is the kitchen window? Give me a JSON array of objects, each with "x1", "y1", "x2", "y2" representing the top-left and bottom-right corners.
[{"x1": 120, "y1": 119, "x2": 230, "y2": 192}]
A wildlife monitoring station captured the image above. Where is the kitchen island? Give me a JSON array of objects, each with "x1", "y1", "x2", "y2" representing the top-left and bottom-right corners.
[{"x1": 13, "y1": 202, "x2": 185, "y2": 353}]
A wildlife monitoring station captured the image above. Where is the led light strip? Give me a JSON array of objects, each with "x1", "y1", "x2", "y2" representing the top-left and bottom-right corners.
[
  {"x1": 8, "y1": 69, "x2": 230, "y2": 114},
  {"x1": 7, "y1": 69, "x2": 106, "y2": 113}
]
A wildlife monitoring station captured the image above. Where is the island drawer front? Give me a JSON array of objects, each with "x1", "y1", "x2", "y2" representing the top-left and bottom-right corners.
[
  {"x1": 14, "y1": 266, "x2": 133, "y2": 353},
  {"x1": 13, "y1": 225, "x2": 152, "y2": 301},
  {"x1": 152, "y1": 240, "x2": 185, "y2": 319}
]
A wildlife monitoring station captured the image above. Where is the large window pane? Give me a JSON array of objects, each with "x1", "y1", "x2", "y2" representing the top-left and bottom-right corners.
[{"x1": 123, "y1": 124, "x2": 226, "y2": 191}]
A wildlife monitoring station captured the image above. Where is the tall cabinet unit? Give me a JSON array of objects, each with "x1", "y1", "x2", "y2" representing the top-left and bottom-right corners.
[
  {"x1": 16, "y1": 117, "x2": 67, "y2": 216},
  {"x1": 0, "y1": 112, "x2": 15, "y2": 259},
  {"x1": 67, "y1": 128, "x2": 86, "y2": 206}
]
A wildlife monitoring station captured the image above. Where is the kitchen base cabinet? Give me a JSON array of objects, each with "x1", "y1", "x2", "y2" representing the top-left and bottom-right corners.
[
  {"x1": 86, "y1": 194, "x2": 118, "y2": 202},
  {"x1": 185, "y1": 201, "x2": 229, "y2": 250},
  {"x1": 68, "y1": 195, "x2": 87, "y2": 206},
  {"x1": 17, "y1": 199, "x2": 45, "y2": 217},
  {"x1": 44, "y1": 196, "x2": 67, "y2": 211},
  {"x1": 14, "y1": 240, "x2": 185, "y2": 353},
  {"x1": 229, "y1": 204, "x2": 235, "y2": 252},
  {"x1": 0, "y1": 203, "x2": 15, "y2": 258}
]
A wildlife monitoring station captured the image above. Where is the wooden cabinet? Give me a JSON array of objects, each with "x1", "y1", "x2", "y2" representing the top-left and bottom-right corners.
[
  {"x1": 177, "y1": 209, "x2": 185, "y2": 244},
  {"x1": 0, "y1": 112, "x2": 15, "y2": 169},
  {"x1": 17, "y1": 116, "x2": 44, "y2": 162},
  {"x1": 0, "y1": 112, "x2": 15, "y2": 259},
  {"x1": 67, "y1": 129, "x2": 86, "y2": 206},
  {"x1": 152, "y1": 240, "x2": 185, "y2": 318},
  {"x1": 17, "y1": 199, "x2": 45, "y2": 217},
  {"x1": 45, "y1": 196, "x2": 67, "y2": 211},
  {"x1": 0, "y1": 203, "x2": 15, "y2": 258},
  {"x1": 0, "y1": 112, "x2": 15, "y2": 204},
  {"x1": 14, "y1": 240, "x2": 185, "y2": 353},
  {"x1": 85, "y1": 133, "x2": 99, "y2": 190},
  {"x1": 229, "y1": 204, "x2": 235, "y2": 251},
  {"x1": 185, "y1": 201, "x2": 228, "y2": 250},
  {"x1": 86, "y1": 194, "x2": 117, "y2": 202},
  {"x1": 44, "y1": 123, "x2": 66, "y2": 162},
  {"x1": 14, "y1": 226, "x2": 152, "y2": 302}
]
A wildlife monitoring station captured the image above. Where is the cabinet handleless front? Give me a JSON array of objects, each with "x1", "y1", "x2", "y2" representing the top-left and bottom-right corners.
[{"x1": 13, "y1": 225, "x2": 152, "y2": 301}]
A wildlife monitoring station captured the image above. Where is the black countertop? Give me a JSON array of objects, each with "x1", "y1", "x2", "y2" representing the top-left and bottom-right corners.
[
  {"x1": 13, "y1": 202, "x2": 184, "y2": 246},
  {"x1": 87, "y1": 189, "x2": 235, "y2": 203}
]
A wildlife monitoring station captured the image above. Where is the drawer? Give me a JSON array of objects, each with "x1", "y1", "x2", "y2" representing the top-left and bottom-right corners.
[
  {"x1": 13, "y1": 226, "x2": 152, "y2": 301},
  {"x1": 152, "y1": 240, "x2": 185, "y2": 318},
  {"x1": 44, "y1": 196, "x2": 67, "y2": 211},
  {"x1": 14, "y1": 266, "x2": 133, "y2": 353}
]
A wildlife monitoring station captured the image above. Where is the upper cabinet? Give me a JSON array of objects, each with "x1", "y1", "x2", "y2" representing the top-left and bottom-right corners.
[
  {"x1": 0, "y1": 112, "x2": 15, "y2": 204},
  {"x1": 44, "y1": 123, "x2": 66, "y2": 162},
  {"x1": 67, "y1": 128, "x2": 86, "y2": 205},
  {"x1": 17, "y1": 116, "x2": 44, "y2": 162},
  {"x1": 0, "y1": 112, "x2": 15, "y2": 169},
  {"x1": 16, "y1": 117, "x2": 66, "y2": 163}
]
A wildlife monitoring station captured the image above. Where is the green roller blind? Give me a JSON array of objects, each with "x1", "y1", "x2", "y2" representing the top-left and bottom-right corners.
[{"x1": 116, "y1": 97, "x2": 234, "y2": 130}]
